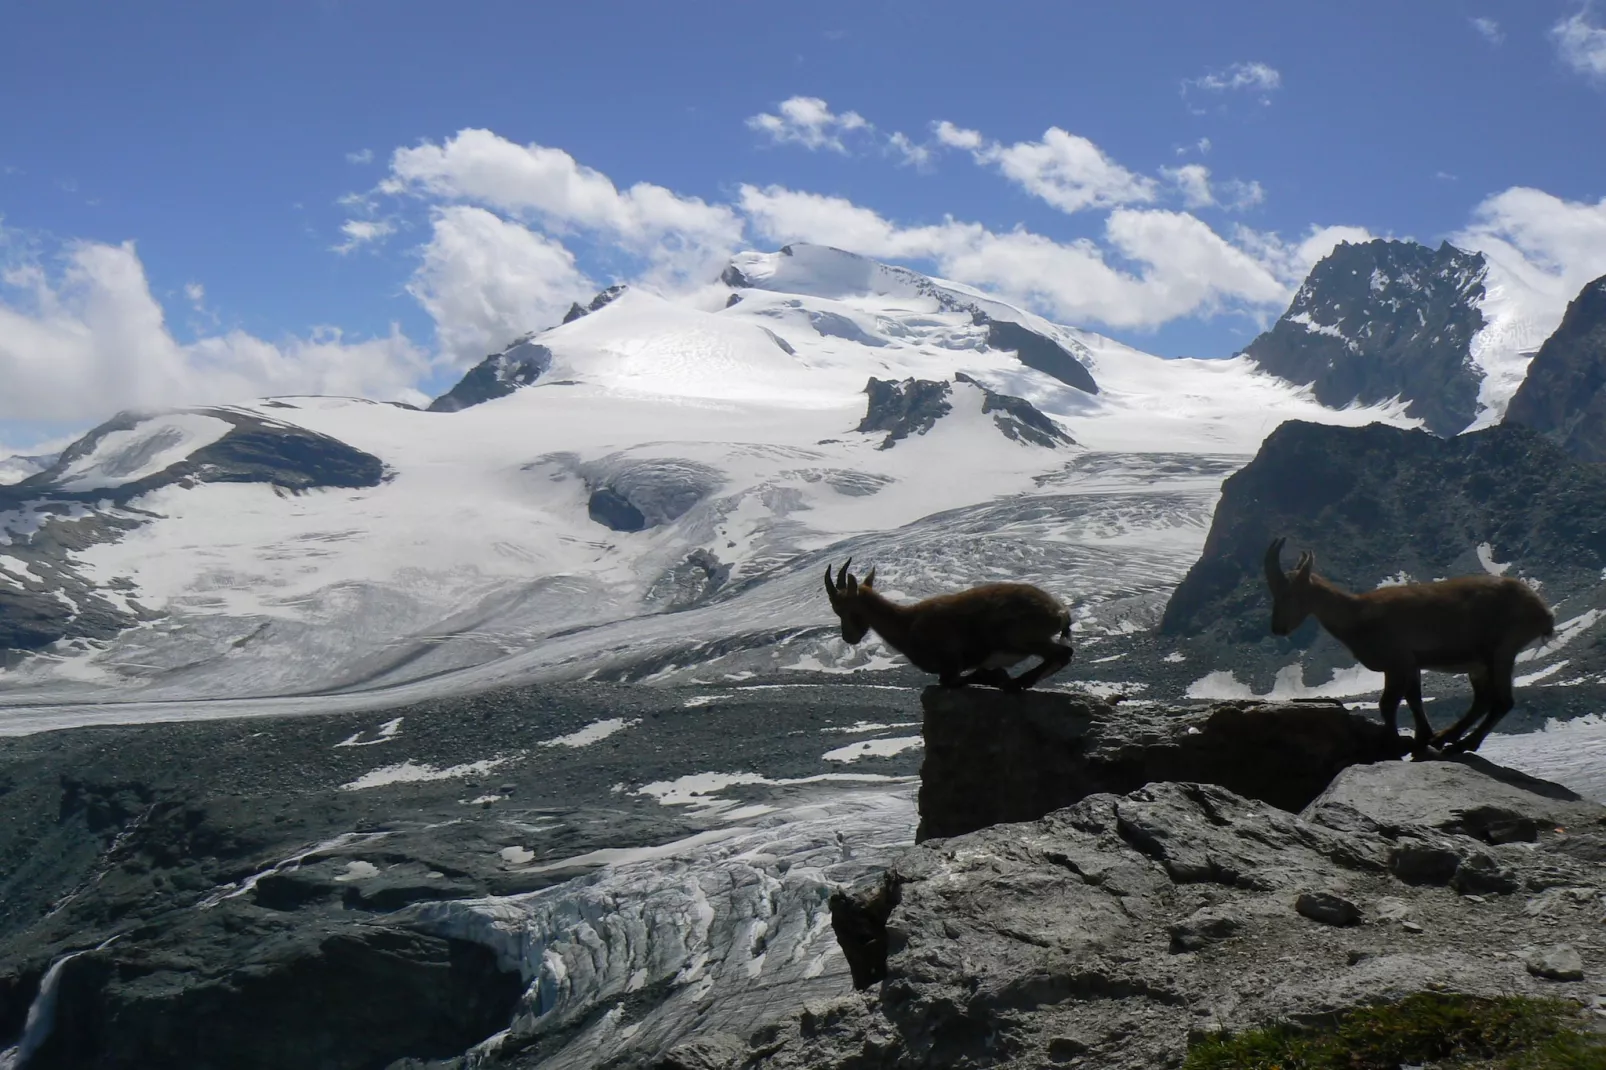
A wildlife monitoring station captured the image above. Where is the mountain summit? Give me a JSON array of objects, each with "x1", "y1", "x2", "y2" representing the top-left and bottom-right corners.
[{"x1": 1243, "y1": 239, "x2": 1489, "y2": 436}]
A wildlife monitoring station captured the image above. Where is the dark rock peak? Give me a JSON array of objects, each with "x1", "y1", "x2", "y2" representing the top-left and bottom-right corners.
[
  {"x1": 972, "y1": 312, "x2": 1100, "y2": 395},
  {"x1": 426, "y1": 338, "x2": 553, "y2": 413},
  {"x1": 954, "y1": 372, "x2": 1075, "y2": 448},
  {"x1": 1158, "y1": 417, "x2": 1606, "y2": 690},
  {"x1": 1503, "y1": 273, "x2": 1606, "y2": 462},
  {"x1": 1244, "y1": 239, "x2": 1489, "y2": 436},
  {"x1": 719, "y1": 262, "x2": 753, "y2": 289},
  {"x1": 561, "y1": 283, "x2": 628, "y2": 324},
  {"x1": 857, "y1": 377, "x2": 953, "y2": 450}
]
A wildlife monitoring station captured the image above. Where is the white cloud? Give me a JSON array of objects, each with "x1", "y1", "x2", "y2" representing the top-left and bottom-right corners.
[
  {"x1": 1453, "y1": 187, "x2": 1606, "y2": 324},
  {"x1": 887, "y1": 131, "x2": 932, "y2": 168},
  {"x1": 384, "y1": 128, "x2": 742, "y2": 284},
  {"x1": 1217, "y1": 178, "x2": 1266, "y2": 211},
  {"x1": 1162, "y1": 164, "x2": 1214, "y2": 209},
  {"x1": 933, "y1": 121, "x2": 985, "y2": 152},
  {"x1": 1470, "y1": 17, "x2": 1504, "y2": 45},
  {"x1": 333, "y1": 218, "x2": 397, "y2": 254},
  {"x1": 406, "y1": 205, "x2": 593, "y2": 367},
  {"x1": 935, "y1": 124, "x2": 1157, "y2": 214},
  {"x1": 746, "y1": 96, "x2": 870, "y2": 153},
  {"x1": 737, "y1": 183, "x2": 1295, "y2": 329},
  {"x1": 346, "y1": 148, "x2": 375, "y2": 165},
  {"x1": 183, "y1": 281, "x2": 205, "y2": 306},
  {"x1": 0, "y1": 239, "x2": 427, "y2": 422},
  {"x1": 1185, "y1": 61, "x2": 1282, "y2": 95},
  {"x1": 1552, "y1": 9, "x2": 1606, "y2": 81}
]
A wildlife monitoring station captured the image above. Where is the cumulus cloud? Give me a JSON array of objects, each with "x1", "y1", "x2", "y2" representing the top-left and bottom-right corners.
[
  {"x1": 1453, "y1": 187, "x2": 1606, "y2": 323},
  {"x1": 737, "y1": 183, "x2": 1293, "y2": 328},
  {"x1": 1470, "y1": 17, "x2": 1504, "y2": 45},
  {"x1": 407, "y1": 206, "x2": 593, "y2": 367},
  {"x1": 383, "y1": 128, "x2": 742, "y2": 285},
  {"x1": 1162, "y1": 164, "x2": 1214, "y2": 209},
  {"x1": 0, "y1": 239, "x2": 428, "y2": 422},
  {"x1": 887, "y1": 131, "x2": 933, "y2": 168},
  {"x1": 747, "y1": 96, "x2": 870, "y2": 153},
  {"x1": 346, "y1": 148, "x2": 375, "y2": 165},
  {"x1": 1552, "y1": 9, "x2": 1606, "y2": 81},
  {"x1": 935, "y1": 124, "x2": 1158, "y2": 214}
]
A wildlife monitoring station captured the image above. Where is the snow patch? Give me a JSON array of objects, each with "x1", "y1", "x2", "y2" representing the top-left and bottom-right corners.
[
  {"x1": 340, "y1": 756, "x2": 514, "y2": 791},
  {"x1": 1475, "y1": 543, "x2": 1512, "y2": 576},
  {"x1": 539, "y1": 718, "x2": 638, "y2": 748},
  {"x1": 822, "y1": 735, "x2": 923, "y2": 763},
  {"x1": 335, "y1": 716, "x2": 404, "y2": 747}
]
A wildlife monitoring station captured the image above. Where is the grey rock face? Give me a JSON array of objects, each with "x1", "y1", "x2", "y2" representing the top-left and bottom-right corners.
[
  {"x1": 1504, "y1": 274, "x2": 1606, "y2": 461},
  {"x1": 1158, "y1": 418, "x2": 1606, "y2": 695},
  {"x1": 644, "y1": 549, "x2": 732, "y2": 609},
  {"x1": 1243, "y1": 239, "x2": 1487, "y2": 436},
  {"x1": 763, "y1": 761, "x2": 1606, "y2": 1069},
  {"x1": 428, "y1": 338, "x2": 554, "y2": 412},
  {"x1": 972, "y1": 312, "x2": 1100, "y2": 395},
  {"x1": 916, "y1": 688, "x2": 1405, "y2": 841},
  {"x1": 857, "y1": 378, "x2": 953, "y2": 450}
]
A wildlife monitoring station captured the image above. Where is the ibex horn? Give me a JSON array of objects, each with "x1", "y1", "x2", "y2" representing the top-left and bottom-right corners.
[{"x1": 1264, "y1": 538, "x2": 1287, "y2": 589}]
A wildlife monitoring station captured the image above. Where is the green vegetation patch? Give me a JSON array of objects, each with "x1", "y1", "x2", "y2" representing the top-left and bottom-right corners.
[{"x1": 1184, "y1": 993, "x2": 1606, "y2": 1069}]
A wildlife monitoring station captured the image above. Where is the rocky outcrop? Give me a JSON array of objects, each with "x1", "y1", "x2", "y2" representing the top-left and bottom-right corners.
[
  {"x1": 765, "y1": 757, "x2": 1606, "y2": 1069},
  {"x1": 972, "y1": 313, "x2": 1099, "y2": 396},
  {"x1": 857, "y1": 376, "x2": 1074, "y2": 451},
  {"x1": 1504, "y1": 274, "x2": 1606, "y2": 462},
  {"x1": 857, "y1": 378, "x2": 954, "y2": 450},
  {"x1": 563, "y1": 283, "x2": 628, "y2": 324},
  {"x1": 953, "y1": 373, "x2": 1075, "y2": 448},
  {"x1": 1157, "y1": 418, "x2": 1606, "y2": 693},
  {"x1": 1244, "y1": 240, "x2": 1488, "y2": 436},
  {"x1": 428, "y1": 337, "x2": 554, "y2": 412},
  {"x1": 916, "y1": 689, "x2": 1405, "y2": 841}
]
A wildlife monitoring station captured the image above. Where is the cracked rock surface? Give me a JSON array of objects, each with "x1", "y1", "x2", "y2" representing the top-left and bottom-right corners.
[{"x1": 746, "y1": 758, "x2": 1606, "y2": 1070}]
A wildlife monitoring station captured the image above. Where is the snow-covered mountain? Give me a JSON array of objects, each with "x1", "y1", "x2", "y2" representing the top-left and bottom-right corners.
[
  {"x1": 1242, "y1": 238, "x2": 1549, "y2": 436},
  {"x1": 0, "y1": 243, "x2": 1429, "y2": 712}
]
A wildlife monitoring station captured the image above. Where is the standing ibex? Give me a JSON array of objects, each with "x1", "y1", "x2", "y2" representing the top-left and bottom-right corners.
[
  {"x1": 823, "y1": 560, "x2": 1074, "y2": 690},
  {"x1": 1264, "y1": 538, "x2": 1555, "y2": 755}
]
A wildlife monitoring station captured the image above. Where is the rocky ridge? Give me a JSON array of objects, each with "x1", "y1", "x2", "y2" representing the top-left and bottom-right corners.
[
  {"x1": 1504, "y1": 273, "x2": 1606, "y2": 463},
  {"x1": 1158, "y1": 418, "x2": 1606, "y2": 696}
]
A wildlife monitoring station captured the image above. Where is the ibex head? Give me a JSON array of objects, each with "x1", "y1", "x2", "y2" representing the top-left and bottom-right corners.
[
  {"x1": 1264, "y1": 537, "x2": 1315, "y2": 636},
  {"x1": 823, "y1": 558, "x2": 877, "y2": 644}
]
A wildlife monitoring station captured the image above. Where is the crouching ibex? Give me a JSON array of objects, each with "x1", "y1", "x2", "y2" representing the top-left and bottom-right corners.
[
  {"x1": 1264, "y1": 538, "x2": 1555, "y2": 755},
  {"x1": 823, "y1": 559, "x2": 1074, "y2": 690}
]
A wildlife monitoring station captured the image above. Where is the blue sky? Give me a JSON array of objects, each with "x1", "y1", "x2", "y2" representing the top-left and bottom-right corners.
[{"x1": 3, "y1": 0, "x2": 1605, "y2": 451}]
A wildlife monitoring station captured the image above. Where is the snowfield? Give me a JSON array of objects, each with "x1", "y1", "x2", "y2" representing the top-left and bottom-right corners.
[{"x1": 0, "y1": 245, "x2": 1430, "y2": 712}]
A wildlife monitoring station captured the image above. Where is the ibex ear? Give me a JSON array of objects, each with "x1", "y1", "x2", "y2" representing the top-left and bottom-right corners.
[
  {"x1": 1295, "y1": 551, "x2": 1314, "y2": 579},
  {"x1": 862, "y1": 566, "x2": 876, "y2": 588}
]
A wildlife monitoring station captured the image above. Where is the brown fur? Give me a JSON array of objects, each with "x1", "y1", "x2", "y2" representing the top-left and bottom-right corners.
[
  {"x1": 823, "y1": 559, "x2": 1074, "y2": 690},
  {"x1": 1265, "y1": 537, "x2": 1555, "y2": 755}
]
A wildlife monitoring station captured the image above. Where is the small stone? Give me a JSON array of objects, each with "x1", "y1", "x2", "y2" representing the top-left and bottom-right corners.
[
  {"x1": 1402, "y1": 921, "x2": 1425, "y2": 933},
  {"x1": 1373, "y1": 896, "x2": 1413, "y2": 923},
  {"x1": 1169, "y1": 907, "x2": 1245, "y2": 952},
  {"x1": 1347, "y1": 950, "x2": 1375, "y2": 966},
  {"x1": 1527, "y1": 944, "x2": 1586, "y2": 982},
  {"x1": 1463, "y1": 894, "x2": 1486, "y2": 904},
  {"x1": 1296, "y1": 891, "x2": 1363, "y2": 927}
]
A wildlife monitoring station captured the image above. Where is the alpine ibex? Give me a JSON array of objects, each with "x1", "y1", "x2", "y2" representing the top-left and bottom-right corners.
[
  {"x1": 823, "y1": 559, "x2": 1074, "y2": 690},
  {"x1": 1264, "y1": 538, "x2": 1555, "y2": 755}
]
